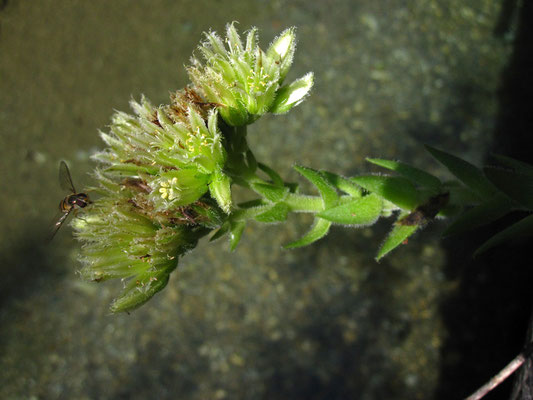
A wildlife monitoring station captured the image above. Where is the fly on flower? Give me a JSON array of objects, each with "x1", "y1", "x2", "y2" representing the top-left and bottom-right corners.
[{"x1": 48, "y1": 161, "x2": 91, "y2": 241}]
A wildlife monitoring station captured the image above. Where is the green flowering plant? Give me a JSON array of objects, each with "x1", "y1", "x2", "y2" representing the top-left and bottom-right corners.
[{"x1": 71, "y1": 23, "x2": 533, "y2": 313}]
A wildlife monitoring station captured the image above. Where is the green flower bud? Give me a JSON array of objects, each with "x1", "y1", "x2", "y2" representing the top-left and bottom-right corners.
[
  {"x1": 187, "y1": 23, "x2": 313, "y2": 126},
  {"x1": 209, "y1": 168, "x2": 233, "y2": 213},
  {"x1": 269, "y1": 72, "x2": 314, "y2": 114},
  {"x1": 266, "y1": 27, "x2": 297, "y2": 83}
]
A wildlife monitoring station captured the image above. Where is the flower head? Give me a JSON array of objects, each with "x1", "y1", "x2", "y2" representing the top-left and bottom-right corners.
[
  {"x1": 72, "y1": 91, "x2": 229, "y2": 313},
  {"x1": 71, "y1": 23, "x2": 313, "y2": 313},
  {"x1": 187, "y1": 23, "x2": 314, "y2": 126}
]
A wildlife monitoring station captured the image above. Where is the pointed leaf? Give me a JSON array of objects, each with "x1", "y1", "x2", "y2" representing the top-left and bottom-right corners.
[
  {"x1": 229, "y1": 221, "x2": 246, "y2": 251},
  {"x1": 474, "y1": 213, "x2": 533, "y2": 257},
  {"x1": 376, "y1": 224, "x2": 419, "y2": 261},
  {"x1": 284, "y1": 218, "x2": 331, "y2": 249},
  {"x1": 366, "y1": 158, "x2": 442, "y2": 191},
  {"x1": 246, "y1": 150, "x2": 258, "y2": 173},
  {"x1": 237, "y1": 199, "x2": 266, "y2": 208},
  {"x1": 484, "y1": 166, "x2": 533, "y2": 209},
  {"x1": 351, "y1": 175, "x2": 419, "y2": 210},
  {"x1": 444, "y1": 195, "x2": 514, "y2": 236},
  {"x1": 294, "y1": 165, "x2": 338, "y2": 208},
  {"x1": 258, "y1": 162, "x2": 284, "y2": 187},
  {"x1": 317, "y1": 194, "x2": 382, "y2": 225},
  {"x1": 255, "y1": 202, "x2": 290, "y2": 223},
  {"x1": 210, "y1": 222, "x2": 230, "y2": 242},
  {"x1": 321, "y1": 171, "x2": 361, "y2": 197},
  {"x1": 425, "y1": 145, "x2": 497, "y2": 198},
  {"x1": 251, "y1": 182, "x2": 289, "y2": 202}
]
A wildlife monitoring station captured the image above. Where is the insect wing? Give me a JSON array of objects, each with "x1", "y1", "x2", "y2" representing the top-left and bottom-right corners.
[
  {"x1": 47, "y1": 208, "x2": 73, "y2": 242},
  {"x1": 58, "y1": 160, "x2": 77, "y2": 193}
]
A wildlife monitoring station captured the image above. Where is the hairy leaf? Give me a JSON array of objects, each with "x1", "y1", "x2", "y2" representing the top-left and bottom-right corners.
[
  {"x1": 376, "y1": 224, "x2": 418, "y2": 261},
  {"x1": 294, "y1": 165, "x2": 338, "y2": 208},
  {"x1": 351, "y1": 175, "x2": 419, "y2": 210},
  {"x1": 366, "y1": 158, "x2": 442, "y2": 191},
  {"x1": 284, "y1": 218, "x2": 331, "y2": 249},
  {"x1": 425, "y1": 145, "x2": 496, "y2": 198},
  {"x1": 255, "y1": 202, "x2": 290, "y2": 223},
  {"x1": 317, "y1": 194, "x2": 382, "y2": 225},
  {"x1": 251, "y1": 182, "x2": 289, "y2": 202}
]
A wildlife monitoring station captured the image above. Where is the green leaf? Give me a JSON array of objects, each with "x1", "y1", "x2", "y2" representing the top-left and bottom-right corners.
[
  {"x1": 229, "y1": 220, "x2": 246, "y2": 251},
  {"x1": 425, "y1": 145, "x2": 497, "y2": 198},
  {"x1": 366, "y1": 158, "x2": 442, "y2": 191},
  {"x1": 237, "y1": 199, "x2": 267, "y2": 208},
  {"x1": 284, "y1": 217, "x2": 332, "y2": 249},
  {"x1": 474, "y1": 213, "x2": 533, "y2": 257},
  {"x1": 444, "y1": 195, "x2": 514, "y2": 236},
  {"x1": 317, "y1": 194, "x2": 382, "y2": 225},
  {"x1": 210, "y1": 222, "x2": 230, "y2": 241},
  {"x1": 246, "y1": 150, "x2": 258, "y2": 173},
  {"x1": 294, "y1": 165, "x2": 338, "y2": 208},
  {"x1": 321, "y1": 171, "x2": 361, "y2": 197},
  {"x1": 484, "y1": 166, "x2": 533, "y2": 209},
  {"x1": 376, "y1": 224, "x2": 419, "y2": 261},
  {"x1": 351, "y1": 175, "x2": 419, "y2": 210},
  {"x1": 258, "y1": 162, "x2": 284, "y2": 187},
  {"x1": 251, "y1": 182, "x2": 289, "y2": 202},
  {"x1": 255, "y1": 202, "x2": 290, "y2": 223}
]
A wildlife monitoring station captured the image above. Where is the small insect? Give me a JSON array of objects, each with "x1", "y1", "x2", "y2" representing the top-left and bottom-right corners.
[{"x1": 48, "y1": 161, "x2": 91, "y2": 241}]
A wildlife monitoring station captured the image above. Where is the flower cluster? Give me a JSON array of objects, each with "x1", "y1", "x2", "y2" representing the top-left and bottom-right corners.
[
  {"x1": 188, "y1": 22, "x2": 314, "y2": 126},
  {"x1": 73, "y1": 91, "x2": 228, "y2": 312},
  {"x1": 95, "y1": 93, "x2": 231, "y2": 212},
  {"x1": 72, "y1": 23, "x2": 312, "y2": 313}
]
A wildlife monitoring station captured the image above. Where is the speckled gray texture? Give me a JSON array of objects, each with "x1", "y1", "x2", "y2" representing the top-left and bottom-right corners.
[{"x1": 0, "y1": 1, "x2": 510, "y2": 399}]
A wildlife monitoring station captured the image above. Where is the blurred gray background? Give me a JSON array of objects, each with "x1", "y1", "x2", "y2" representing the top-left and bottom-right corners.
[{"x1": 0, "y1": 1, "x2": 518, "y2": 399}]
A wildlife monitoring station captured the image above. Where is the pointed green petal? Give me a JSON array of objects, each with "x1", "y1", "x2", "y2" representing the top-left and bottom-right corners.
[{"x1": 269, "y1": 72, "x2": 314, "y2": 114}]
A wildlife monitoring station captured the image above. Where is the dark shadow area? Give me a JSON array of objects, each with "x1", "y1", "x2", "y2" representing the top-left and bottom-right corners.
[
  {"x1": 98, "y1": 229, "x2": 423, "y2": 400},
  {"x1": 491, "y1": 0, "x2": 533, "y2": 163},
  {"x1": 436, "y1": 1, "x2": 533, "y2": 399},
  {"x1": 436, "y1": 216, "x2": 532, "y2": 399},
  {"x1": 0, "y1": 227, "x2": 67, "y2": 311}
]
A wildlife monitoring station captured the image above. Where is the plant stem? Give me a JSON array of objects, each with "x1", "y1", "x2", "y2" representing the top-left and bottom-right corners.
[{"x1": 285, "y1": 193, "x2": 324, "y2": 213}]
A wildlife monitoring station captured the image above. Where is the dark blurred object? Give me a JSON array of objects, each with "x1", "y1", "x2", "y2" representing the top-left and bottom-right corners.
[
  {"x1": 493, "y1": 0, "x2": 519, "y2": 38},
  {"x1": 492, "y1": 0, "x2": 533, "y2": 163},
  {"x1": 436, "y1": 1, "x2": 533, "y2": 399}
]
